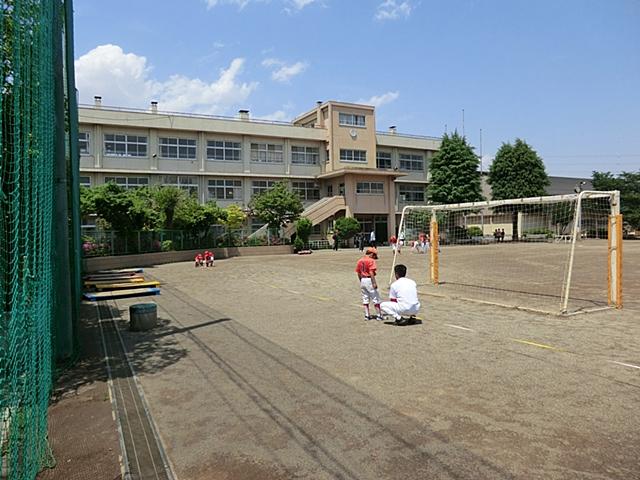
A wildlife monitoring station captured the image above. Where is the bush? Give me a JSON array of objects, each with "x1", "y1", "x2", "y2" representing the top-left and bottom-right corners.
[
  {"x1": 295, "y1": 217, "x2": 313, "y2": 243},
  {"x1": 467, "y1": 226, "x2": 483, "y2": 237},
  {"x1": 161, "y1": 240, "x2": 174, "y2": 252},
  {"x1": 334, "y1": 217, "x2": 360, "y2": 239},
  {"x1": 293, "y1": 237, "x2": 305, "y2": 252},
  {"x1": 246, "y1": 236, "x2": 266, "y2": 247},
  {"x1": 523, "y1": 227, "x2": 553, "y2": 238}
]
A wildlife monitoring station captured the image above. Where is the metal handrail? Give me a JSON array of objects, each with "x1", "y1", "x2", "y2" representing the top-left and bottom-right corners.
[
  {"x1": 78, "y1": 104, "x2": 327, "y2": 129},
  {"x1": 376, "y1": 131, "x2": 441, "y2": 141}
]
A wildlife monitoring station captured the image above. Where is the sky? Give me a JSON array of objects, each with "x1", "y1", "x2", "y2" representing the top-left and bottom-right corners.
[{"x1": 72, "y1": 0, "x2": 640, "y2": 177}]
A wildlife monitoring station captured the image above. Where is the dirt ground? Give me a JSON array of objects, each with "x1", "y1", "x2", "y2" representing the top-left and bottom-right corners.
[{"x1": 107, "y1": 241, "x2": 639, "y2": 480}]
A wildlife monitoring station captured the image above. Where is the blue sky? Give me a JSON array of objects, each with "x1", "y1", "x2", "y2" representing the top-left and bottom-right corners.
[{"x1": 73, "y1": 0, "x2": 640, "y2": 177}]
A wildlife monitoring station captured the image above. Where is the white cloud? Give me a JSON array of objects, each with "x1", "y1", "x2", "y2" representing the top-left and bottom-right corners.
[
  {"x1": 205, "y1": 0, "x2": 252, "y2": 9},
  {"x1": 205, "y1": 0, "x2": 317, "y2": 11},
  {"x1": 262, "y1": 58, "x2": 308, "y2": 83},
  {"x1": 357, "y1": 91, "x2": 400, "y2": 108},
  {"x1": 75, "y1": 44, "x2": 257, "y2": 114},
  {"x1": 375, "y1": 0, "x2": 413, "y2": 21},
  {"x1": 260, "y1": 110, "x2": 290, "y2": 121}
]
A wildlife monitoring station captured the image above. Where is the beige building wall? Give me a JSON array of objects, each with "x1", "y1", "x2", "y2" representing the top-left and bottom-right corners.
[{"x1": 79, "y1": 100, "x2": 442, "y2": 241}]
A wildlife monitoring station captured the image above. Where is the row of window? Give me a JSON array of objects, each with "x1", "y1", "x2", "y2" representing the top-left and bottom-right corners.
[
  {"x1": 79, "y1": 132, "x2": 320, "y2": 165},
  {"x1": 81, "y1": 133, "x2": 427, "y2": 172},
  {"x1": 84, "y1": 174, "x2": 425, "y2": 203}
]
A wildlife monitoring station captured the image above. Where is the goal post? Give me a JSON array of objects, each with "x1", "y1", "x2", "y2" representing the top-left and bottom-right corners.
[{"x1": 391, "y1": 191, "x2": 621, "y2": 315}]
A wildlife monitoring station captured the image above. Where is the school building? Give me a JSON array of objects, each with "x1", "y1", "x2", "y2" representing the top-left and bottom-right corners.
[{"x1": 78, "y1": 98, "x2": 440, "y2": 241}]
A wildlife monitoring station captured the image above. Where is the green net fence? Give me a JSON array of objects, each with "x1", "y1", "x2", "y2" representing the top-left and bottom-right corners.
[{"x1": 1, "y1": 0, "x2": 78, "y2": 478}]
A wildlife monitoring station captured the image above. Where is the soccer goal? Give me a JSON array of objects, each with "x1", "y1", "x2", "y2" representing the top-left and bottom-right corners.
[{"x1": 391, "y1": 191, "x2": 622, "y2": 315}]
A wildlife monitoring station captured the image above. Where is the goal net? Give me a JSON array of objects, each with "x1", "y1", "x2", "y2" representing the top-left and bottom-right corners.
[{"x1": 391, "y1": 191, "x2": 622, "y2": 315}]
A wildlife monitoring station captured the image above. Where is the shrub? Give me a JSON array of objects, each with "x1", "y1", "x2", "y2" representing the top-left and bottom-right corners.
[
  {"x1": 293, "y1": 237, "x2": 305, "y2": 252},
  {"x1": 161, "y1": 240, "x2": 174, "y2": 252},
  {"x1": 246, "y1": 236, "x2": 266, "y2": 247},
  {"x1": 467, "y1": 226, "x2": 483, "y2": 237},
  {"x1": 523, "y1": 227, "x2": 553, "y2": 238},
  {"x1": 295, "y1": 217, "x2": 313, "y2": 244},
  {"x1": 334, "y1": 217, "x2": 360, "y2": 239}
]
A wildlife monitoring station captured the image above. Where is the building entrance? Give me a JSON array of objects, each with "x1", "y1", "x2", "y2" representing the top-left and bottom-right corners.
[{"x1": 355, "y1": 214, "x2": 388, "y2": 245}]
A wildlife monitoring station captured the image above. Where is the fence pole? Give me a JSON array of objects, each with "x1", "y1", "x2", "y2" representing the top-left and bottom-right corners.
[{"x1": 52, "y1": 1, "x2": 73, "y2": 360}]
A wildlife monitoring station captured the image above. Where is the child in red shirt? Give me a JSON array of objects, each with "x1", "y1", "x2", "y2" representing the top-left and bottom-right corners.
[
  {"x1": 204, "y1": 251, "x2": 214, "y2": 267},
  {"x1": 355, "y1": 247, "x2": 383, "y2": 321},
  {"x1": 194, "y1": 253, "x2": 204, "y2": 267}
]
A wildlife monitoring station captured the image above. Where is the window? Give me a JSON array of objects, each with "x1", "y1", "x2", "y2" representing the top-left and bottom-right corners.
[
  {"x1": 312, "y1": 224, "x2": 322, "y2": 234},
  {"x1": 292, "y1": 181, "x2": 320, "y2": 201},
  {"x1": 338, "y1": 113, "x2": 365, "y2": 127},
  {"x1": 208, "y1": 179, "x2": 242, "y2": 200},
  {"x1": 399, "y1": 153, "x2": 424, "y2": 171},
  {"x1": 340, "y1": 149, "x2": 367, "y2": 163},
  {"x1": 79, "y1": 132, "x2": 90, "y2": 155},
  {"x1": 327, "y1": 184, "x2": 333, "y2": 197},
  {"x1": 291, "y1": 146, "x2": 319, "y2": 165},
  {"x1": 163, "y1": 175, "x2": 198, "y2": 196},
  {"x1": 356, "y1": 182, "x2": 384, "y2": 195},
  {"x1": 251, "y1": 143, "x2": 283, "y2": 163},
  {"x1": 79, "y1": 176, "x2": 91, "y2": 188},
  {"x1": 398, "y1": 184, "x2": 425, "y2": 202},
  {"x1": 376, "y1": 151, "x2": 392, "y2": 169},
  {"x1": 159, "y1": 137, "x2": 197, "y2": 160},
  {"x1": 207, "y1": 140, "x2": 241, "y2": 161},
  {"x1": 104, "y1": 134, "x2": 147, "y2": 157},
  {"x1": 104, "y1": 176, "x2": 149, "y2": 189},
  {"x1": 251, "y1": 180, "x2": 277, "y2": 196},
  {"x1": 251, "y1": 217, "x2": 265, "y2": 233}
]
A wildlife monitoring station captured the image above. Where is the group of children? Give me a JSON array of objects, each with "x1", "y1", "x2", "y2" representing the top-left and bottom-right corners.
[
  {"x1": 355, "y1": 247, "x2": 421, "y2": 325},
  {"x1": 389, "y1": 232, "x2": 430, "y2": 254},
  {"x1": 194, "y1": 250, "x2": 215, "y2": 267}
]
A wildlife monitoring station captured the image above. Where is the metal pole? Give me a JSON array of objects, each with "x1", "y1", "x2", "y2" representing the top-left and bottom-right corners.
[
  {"x1": 53, "y1": 0, "x2": 73, "y2": 360},
  {"x1": 64, "y1": 0, "x2": 82, "y2": 343},
  {"x1": 561, "y1": 191, "x2": 585, "y2": 314}
]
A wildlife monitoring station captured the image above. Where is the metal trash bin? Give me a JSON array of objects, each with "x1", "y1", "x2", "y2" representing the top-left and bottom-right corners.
[{"x1": 129, "y1": 303, "x2": 157, "y2": 331}]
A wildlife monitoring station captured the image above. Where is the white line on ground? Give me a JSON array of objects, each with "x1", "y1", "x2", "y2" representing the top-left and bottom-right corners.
[
  {"x1": 610, "y1": 361, "x2": 640, "y2": 370},
  {"x1": 444, "y1": 324, "x2": 473, "y2": 331}
]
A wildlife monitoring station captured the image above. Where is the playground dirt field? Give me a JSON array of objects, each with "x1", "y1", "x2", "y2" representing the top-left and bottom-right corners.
[{"x1": 100, "y1": 241, "x2": 640, "y2": 480}]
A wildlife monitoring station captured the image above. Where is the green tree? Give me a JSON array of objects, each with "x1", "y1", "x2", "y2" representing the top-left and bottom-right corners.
[
  {"x1": 174, "y1": 197, "x2": 224, "y2": 237},
  {"x1": 488, "y1": 139, "x2": 549, "y2": 199},
  {"x1": 80, "y1": 186, "x2": 97, "y2": 218},
  {"x1": 153, "y1": 186, "x2": 184, "y2": 229},
  {"x1": 488, "y1": 139, "x2": 550, "y2": 240},
  {"x1": 295, "y1": 217, "x2": 313, "y2": 243},
  {"x1": 220, "y1": 204, "x2": 247, "y2": 230},
  {"x1": 249, "y1": 181, "x2": 303, "y2": 231},
  {"x1": 593, "y1": 170, "x2": 640, "y2": 229},
  {"x1": 334, "y1": 217, "x2": 360, "y2": 240},
  {"x1": 427, "y1": 131, "x2": 483, "y2": 204},
  {"x1": 92, "y1": 183, "x2": 156, "y2": 234}
]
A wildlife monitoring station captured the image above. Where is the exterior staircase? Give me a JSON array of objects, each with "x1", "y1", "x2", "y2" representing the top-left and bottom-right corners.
[{"x1": 283, "y1": 195, "x2": 346, "y2": 237}]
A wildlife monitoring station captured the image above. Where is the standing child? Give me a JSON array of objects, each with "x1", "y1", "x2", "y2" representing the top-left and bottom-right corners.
[
  {"x1": 355, "y1": 247, "x2": 384, "y2": 321},
  {"x1": 389, "y1": 234, "x2": 397, "y2": 253},
  {"x1": 381, "y1": 264, "x2": 421, "y2": 325}
]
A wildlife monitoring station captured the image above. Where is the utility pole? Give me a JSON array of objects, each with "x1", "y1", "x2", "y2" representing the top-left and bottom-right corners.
[
  {"x1": 462, "y1": 109, "x2": 465, "y2": 137},
  {"x1": 479, "y1": 128, "x2": 483, "y2": 174}
]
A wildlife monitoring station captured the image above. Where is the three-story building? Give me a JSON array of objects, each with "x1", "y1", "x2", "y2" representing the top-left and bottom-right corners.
[{"x1": 79, "y1": 98, "x2": 441, "y2": 241}]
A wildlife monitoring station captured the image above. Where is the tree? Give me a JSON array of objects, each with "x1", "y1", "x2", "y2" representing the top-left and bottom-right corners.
[
  {"x1": 174, "y1": 197, "x2": 224, "y2": 237},
  {"x1": 295, "y1": 217, "x2": 313, "y2": 245},
  {"x1": 92, "y1": 183, "x2": 156, "y2": 234},
  {"x1": 249, "y1": 182, "x2": 303, "y2": 231},
  {"x1": 427, "y1": 131, "x2": 483, "y2": 205},
  {"x1": 334, "y1": 217, "x2": 360, "y2": 240},
  {"x1": 153, "y1": 186, "x2": 184, "y2": 229},
  {"x1": 592, "y1": 171, "x2": 640, "y2": 229},
  {"x1": 488, "y1": 139, "x2": 550, "y2": 240},
  {"x1": 488, "y1": 139, "x2": 549, "y2": 200},
  {"x1": 219, "y1": 204, "x2": 247, "y2": 230}
]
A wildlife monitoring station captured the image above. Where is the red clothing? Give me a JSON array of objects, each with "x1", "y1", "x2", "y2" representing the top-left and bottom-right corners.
[
  {"x1": 355, "y1": 256, "x2": 377, "y2": 278},
  {"x1": 389, "y1": 235, "x2": 397, "y2": 244}
]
